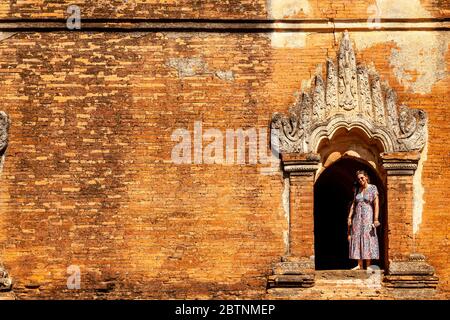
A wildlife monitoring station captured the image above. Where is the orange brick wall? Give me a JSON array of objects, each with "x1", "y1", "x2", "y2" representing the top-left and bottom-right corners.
[
  {"x1": 290, "y1": 174, "x2": 315, "y2": 259},
  {"x1": 0, "y1": 0, "x2": 448, "y2": 19},
  {"x1": 385, "y1": 175, "x2": 414, "y2": 261},
  {"x1": 0, "y1": 2, "x2": 448, "y2": 299},
  {"x1": 0, "y1": 31, "x2": 288, "y2": 299}
]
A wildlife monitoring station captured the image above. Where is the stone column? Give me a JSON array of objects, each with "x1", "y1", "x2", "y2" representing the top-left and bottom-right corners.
[
  {"x1": 381, "y1": 151, "x2": 438, "y2": 289},
  {"x1": 284, "y1": 153, "x2": 320, "y2": 259},
  {"x1": 381, "y1": 151, "x2": 418, "y2": 261},
  {"x1": 267, "y1": 152, "x2": 320, "y2": 289}
]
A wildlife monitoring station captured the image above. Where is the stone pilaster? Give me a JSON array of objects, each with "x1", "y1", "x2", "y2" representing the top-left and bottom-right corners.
[
  {"x1": 382, "y1": 151, "x2": 419, "y2": 260},
  {"x1": 381, "y1": 151, "x2": 438, "y2": 289},
  {"x1": 267, "y1": 153, "x2": 319, "y2": 289},
  {"x1": 384, "y1": 254, "x2": 438, "y2": 289}
]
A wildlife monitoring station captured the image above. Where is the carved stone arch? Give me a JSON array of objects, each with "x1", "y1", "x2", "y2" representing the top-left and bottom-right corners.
[
  {"x1": 315, "y1": 127, "x2": 385, "y2": 181},
  {"x1": 268, "y1": 31, "x2": 438, "y2": 291},
  {"x1": 309, "y1": 116, "x2": 396, "y2": 155}
]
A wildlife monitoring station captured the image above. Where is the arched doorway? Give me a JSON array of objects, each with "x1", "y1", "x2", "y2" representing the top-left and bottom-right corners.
[
  {"x1": 314, "y1": 156, "x2": 387, "y2": 270},
  {"x1": 269, "y1": 32, "x2": 436, "y2": 290}
]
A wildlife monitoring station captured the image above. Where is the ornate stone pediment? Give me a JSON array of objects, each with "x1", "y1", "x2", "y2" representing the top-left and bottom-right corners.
[{"x1": 271, "y1": 31, "x2": 428, "y2": 154}]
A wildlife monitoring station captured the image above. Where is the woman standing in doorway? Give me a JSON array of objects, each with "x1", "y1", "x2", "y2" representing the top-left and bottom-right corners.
[{"x1": 347, "y1": 170, "x2": 380, "y2": 270}]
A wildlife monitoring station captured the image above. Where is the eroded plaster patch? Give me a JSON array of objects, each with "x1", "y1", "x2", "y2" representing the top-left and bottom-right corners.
[
  {"x1": 215, "y1": 70, "x2": 234, "y2": 81},
  {"x1": 167, "y1": 57, "x2": 208, "y2": 78},
  {"x1": 267, "y1": 0, "x2": 311, "y2": 19},
  {"x1": 270, "y1": 32, "x2": 307, "y2": 49},
  {"x1": 352, "y1": 32, "x2": 450, "y2": 94},
  {"x1": 372, "y1": 0, "x2": 432, "y2": 18},
  {"x1": 0, "y1": 32, "x2": 15, "y2": 42},
  {"x1": 283, "y1": 230, "x2": 289, "y2": 256},
  {"x1": 413, "y1": 142, "x2": 427, "y2": 236},
  {"x1": 166, "y1": 57, "x2": 235, "y2": 81}
]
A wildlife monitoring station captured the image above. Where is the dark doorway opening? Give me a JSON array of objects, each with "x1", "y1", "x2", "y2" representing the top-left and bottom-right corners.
[{"x1": 314, "y1": 157, "x2": 387, "y2": 270}]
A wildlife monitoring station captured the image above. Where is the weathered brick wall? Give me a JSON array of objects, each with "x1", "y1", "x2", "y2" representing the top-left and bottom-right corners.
[
  {"x1": 0, "y1": 0, "x2": 448, "y2": 19},
  {"x1": 0, "y1": 31, "x2": 287, "y2": 299},
  {"x1": 0, "y1": 1, "x2": 448, "y2": 299},
  {"x1": 385, "y1": 175, "x2": 414, "y2": 261}
]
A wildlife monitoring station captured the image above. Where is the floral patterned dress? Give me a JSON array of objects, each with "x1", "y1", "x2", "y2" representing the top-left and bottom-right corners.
[{"x1": 349, "y1": 184, "x2": 379, "y2": 260}]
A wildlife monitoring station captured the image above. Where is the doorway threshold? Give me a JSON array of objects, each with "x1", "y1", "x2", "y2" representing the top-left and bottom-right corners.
[{"x1": 316, "y1": 269, "x2": 385, "y2": 280}]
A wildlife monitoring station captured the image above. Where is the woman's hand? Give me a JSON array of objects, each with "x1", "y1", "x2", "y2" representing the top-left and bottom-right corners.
[
  {"x1": 373, "y1": 220, "x2": 381, "y2": 228},
  {"x1": 347, "y1": 234, "x2": 351, "y2": 242}
]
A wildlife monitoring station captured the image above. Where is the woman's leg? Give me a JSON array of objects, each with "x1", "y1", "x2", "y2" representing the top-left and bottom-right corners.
[
  {"x1": 365, "y1": 259, "x2": 371, "y2": 269},
  {"x1": 352, "y1": 259, "x2": 363, "y2": 270}
]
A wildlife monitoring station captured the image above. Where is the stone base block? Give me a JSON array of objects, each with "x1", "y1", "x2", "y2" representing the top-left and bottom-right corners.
[
  {"x1": 384, "y1": 275, "x2": 439, "y2": 288},
  {"x1": 383, "y1": 254, "x2": 439, "y2": 289},
  {"x1": 267, "y1": 256, "x2": 315, "y2": 289}
]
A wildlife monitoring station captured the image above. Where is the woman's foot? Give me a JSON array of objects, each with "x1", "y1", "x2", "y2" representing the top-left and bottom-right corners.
[{"x1": 351, "y1": 265, "x2": 361, "y2": 270}]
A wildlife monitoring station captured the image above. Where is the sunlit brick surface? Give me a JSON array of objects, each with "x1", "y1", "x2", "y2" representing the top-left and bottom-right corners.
[{"x1": 0, "y1": 2, "x2": 448, "y2": 299}]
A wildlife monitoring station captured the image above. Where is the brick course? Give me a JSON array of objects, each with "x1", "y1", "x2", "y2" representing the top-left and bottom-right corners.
[{"x1": 0, "y1": 1, "x2": 448, "y2": 19}]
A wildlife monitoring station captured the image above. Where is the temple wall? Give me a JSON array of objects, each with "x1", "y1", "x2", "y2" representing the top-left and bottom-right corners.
[{"x1": 0, "y1": 1, "x2": 448, "y2": 299}]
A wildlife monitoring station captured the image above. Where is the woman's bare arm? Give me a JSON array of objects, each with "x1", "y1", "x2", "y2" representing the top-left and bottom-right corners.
[
  {"x1": 374, "y1": 195, "x2": 380, "y2": 226},
  {"x1": 347, "y1": 201, "x2": 354, "y2": 225}
]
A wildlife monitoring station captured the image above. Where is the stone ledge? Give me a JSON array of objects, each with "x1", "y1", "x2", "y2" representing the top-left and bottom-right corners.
[
  {"x1": 268, "y1": 256, "x2": 315, "y2": 289},
  {"x1": 281, "y1": 152, "x2": 321, "y2": 163},
  {"x1": 384, "y1": 278, "x2": 439, "y2": 289},
  {"x1": 1, "y1": 20, "x2": 449, "y2": 32},
  {"x1": 388, "y1": 260, "x2": 435, "y2": 276},
  {"x1": 316, "y1": 269, "x2": 384, "y2": 280},
  {"x1": 267, "y1": 274, "x2": 315, "y2": 288},
  {"x1": 273, "y1": 262, "x2": 313, "y2": 275},
  {"x1": 380, "y1": 151, "x2": 421, "y2": 161},
  {"x1": 274, "y1": 256, "x2": 315, "y2": 275},
  {"x1": 0, "y1": 292, "x2": 15, "y2": 300},
  {"x1": 384, "y1": 255, "x2": 439, "y2": 289}
]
